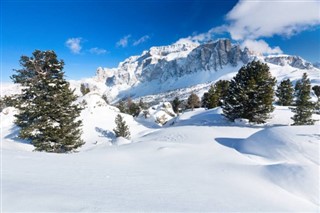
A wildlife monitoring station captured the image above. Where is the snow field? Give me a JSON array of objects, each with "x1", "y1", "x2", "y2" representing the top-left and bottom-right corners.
[{"x1": 1, "y1": 102, "x2": 319, "y2": 211}]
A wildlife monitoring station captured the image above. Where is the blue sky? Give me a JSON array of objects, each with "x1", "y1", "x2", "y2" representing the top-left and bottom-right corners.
[{"x1": 1, "y1": 0, "x2": 320, "y2": 82}]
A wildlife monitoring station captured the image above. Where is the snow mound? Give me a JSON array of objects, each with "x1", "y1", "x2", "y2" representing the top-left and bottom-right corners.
[
  {"x1": 236, "y1": 126, "x2": 319, "y2": 205},
  {"x1": 239, "y1": 125, "x2": 319, "y2": 165}
]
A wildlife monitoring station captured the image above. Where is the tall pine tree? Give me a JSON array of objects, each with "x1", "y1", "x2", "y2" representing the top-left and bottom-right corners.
[
  {"x1": 276, "y1": 79, "x2": 294, "y2": 106},
  {"x1": 222, "y1": 61, "x2": 276, "y2": 123},
  {"x1": 11, "y1": 50, "x2": 84, "y2": 153},
  {"x1": 291, "y1": 73, "x2": 315, "y2": 125},
  {"x1": 113, "y1": 114, "x2": 131, "y2": 139}
]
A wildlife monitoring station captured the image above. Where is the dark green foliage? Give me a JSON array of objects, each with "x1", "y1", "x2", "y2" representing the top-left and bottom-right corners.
[
  {"x1": 127, "y1": 98, "x2": 140, "y2": 117},
  {"x1": 312, "y1": 85, "x2": 320, "y2": 98},
  {"x1": 117, "y1": 100, "x2": 126, "y2": 113},
  {"x1": 202, "y1": 86, "x2": 219, "y2": 109},
  {"x1": 138, "y1": 98, "x2": 147, "y2": 110},
  {"x1": 291, "y1": 73, "x2": 315, "y2": 125},
  {"x1": 116, "y1": 98, "x2": 141, "y2": 117},
  {"x1": 113, "y1": 114, "x2": 130, "y2": 139},
  {"x1": 0, "y1": 95, "x2": 20, "y2": 112},
  {"x1": 172, "y1": 97, "x2": 182, "y2": 114},
  {"x1": 222, "y1": 60, "x2": 276, "y2": 124},
  {"x1": 187, "y1": 93, "x2": 200, "y2": 110},
  {"x1": 202, "y1": 80, "x2": 230, "y2": 109},
  {"x1": 11, "y1": 50, "x2": 84, "y2": 153},
  {"x1": 80, "y1": 83, "x2": 90, "y2": 96},
  {"x1": 276, "y1": 79, "x2": 294, "y2": 106}
]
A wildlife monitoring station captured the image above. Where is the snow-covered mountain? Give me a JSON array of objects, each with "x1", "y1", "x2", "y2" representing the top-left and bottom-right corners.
[
  {"x1": 1, "y1": 39, "x2": 319, "y2": 104},
  {"x1": 88, "y1": 39, "x2": 319, "y2": 103}
]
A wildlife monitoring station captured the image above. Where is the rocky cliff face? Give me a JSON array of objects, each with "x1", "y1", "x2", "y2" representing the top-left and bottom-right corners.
[
  {"x1": 99, "y1": 39, "x2": 251, "y2": 88},
  {"x1": 264, "y1": 55, "x2": 313, "y2": 69},
  {"x1": 92, "y1": 39, "x2": 317, "y2": 102}
]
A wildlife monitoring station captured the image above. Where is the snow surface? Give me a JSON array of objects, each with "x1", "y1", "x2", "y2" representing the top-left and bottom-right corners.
[{"x1": 1, "y1": 100, "x2": 319, "y2": 211}]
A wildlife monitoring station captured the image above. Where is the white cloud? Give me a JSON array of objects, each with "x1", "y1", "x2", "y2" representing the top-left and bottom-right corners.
[
  {"x1": 65, "y1": 37, "x2": 83, "y2": 54},
  {"x1": 89, "y1": 47, "x2": 108, "y2": 55},
  {"x1": 226, "y1": 0, "x2": 320, "y2": 40},
  {"x1": 174, "y1": 0, "x2": 319, "y2": 55},
  {"x1": 241, "y1": 39, "x2": 283, "y2": 55},
  {"x1": 133, "y1": 35, "x2": 150, "y2": 46},
  {"x1": 116, "y1": 35, "x2": 131, "y2": 47}
]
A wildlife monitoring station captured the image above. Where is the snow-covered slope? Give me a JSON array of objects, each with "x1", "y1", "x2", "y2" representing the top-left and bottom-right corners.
[{"x1": 1, "y1": 104, "x2": 319, "y2": 212}]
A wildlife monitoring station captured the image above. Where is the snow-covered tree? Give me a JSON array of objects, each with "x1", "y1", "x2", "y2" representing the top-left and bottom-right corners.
[
  {"x1": 11, "y1": 50, "x2": 84, "y2": 153},
  {"x1": 113, "y1": 114, "x2": 130, "y2": 139},
  {"x1": 222, "y1": 61, "x2": 276, "y2": 123},
  {"x1": 187, "y1": 93, "x2": 200, "y2": 110},
  {"x1": 276, "y1": 79, "x2": 294, "y2": 106},
  {"x1": 291, "y1": 73, "x2": 315, "y2": 125}
]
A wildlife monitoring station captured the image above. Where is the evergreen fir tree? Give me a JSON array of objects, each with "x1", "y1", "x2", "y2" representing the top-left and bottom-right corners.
[
  {"x1": 138, "y1": 98, "x2": 147, "y2": 110},
  {"x1": 80, "y1": 83, "x2": 90, "y2": 96},
  {"x1": 214, "y1": 80, "x2": 230, "y2": 107},
  {"x1": 222, "y1": 60, "x2": 276, "y2": 123},
  {"x1": 291, "y1": 73, "x2": 315, "y2": 125},
  {"x1": 113, "y1": 114, "x2": 131, "y2": 139},
  {"x1": 201, "y1": 80, "x2": 230, "y2": 109},
  {"x1": 117, "y1": 100, "x2": 126, "y2": 113},
  {"x1": 276, "y1": 79, "x2": 294, "y2": 106},
  {"x1": 187, "y1": 93, "x2": 200, "y2": 110},
  {"x1": 127, "y1": 98, "x2": 140, "y2": 117},
  {"x1": 201, "y1": 92, "x2": 210, "y2": 108},
  {"x1": 172, "y1": 97, "x2": 182, "y2": 114},
  {"x1": 11, "y1": 50, "x2": 84, "y2": 153}
]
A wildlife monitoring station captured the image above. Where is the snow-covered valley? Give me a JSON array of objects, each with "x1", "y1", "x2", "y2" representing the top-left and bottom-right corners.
[{"x1": 1, "y1": 100, "x2": 319, "y2": 211}]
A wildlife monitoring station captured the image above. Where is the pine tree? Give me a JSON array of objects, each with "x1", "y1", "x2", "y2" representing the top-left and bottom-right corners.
[
  {"x1": 80, "y1": 83, "x2": 90, "y2": 96},
  {"x1": 11, "y1": 50, "x2": 84, "y2": 153},
  {"x1": 276, "y1": 79, "x2": 294, "y2": 106},
  {"x1": 222, "y1": 60, "x2": 276, "y2": 123},
  {"x1": 113, "y1": 114, "x2": 131, "y2": 139},
  {"x1": 201, "y1": 92, "x2": 210, "y2": 108},
  {"x1": 187, "y1": 93, "x2": 200, "y2": 110},
  {"x1": 117, "y1": 100, "x2": 126, "y2": 113},
  {"x1": 201, "y1": 80, "x2": 230, "y2": 109},
  {"x1": 172, "y1": 97, "x2": 182, "y2": 114},
  {"x1": 207, "y1": 85, "x2": 219, "y2": 108},
  {"x1": 138, "y1": 98, "x2": 147, "y2": 110},
  {"x1": 127, "y1": 99, "x2": 140, "y2": 117},
  {"x1": 214, "y1": 80, "x2": 230, "y2": 106},
  {"x1": 291, "y1": 73, "x2": 315, "y2": 125}
]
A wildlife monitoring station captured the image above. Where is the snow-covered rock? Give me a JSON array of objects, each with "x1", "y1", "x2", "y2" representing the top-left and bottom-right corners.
[{"x1": 138, "y1": 102, "x2": 176, "y2": 126}]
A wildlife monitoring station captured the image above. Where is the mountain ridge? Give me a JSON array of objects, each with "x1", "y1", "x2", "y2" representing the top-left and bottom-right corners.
[{"x1": 90, "y1": 38, "x2": 318, "y2": 103}]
